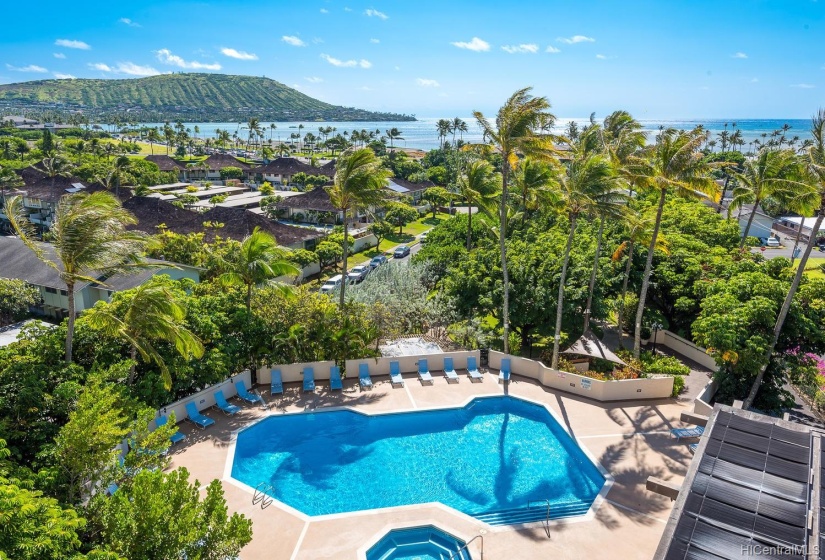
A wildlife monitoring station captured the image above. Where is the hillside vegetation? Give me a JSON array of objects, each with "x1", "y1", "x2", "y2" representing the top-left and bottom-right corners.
[{"x1": 0, "y1": 73, "x2": 415, "y2": 122}]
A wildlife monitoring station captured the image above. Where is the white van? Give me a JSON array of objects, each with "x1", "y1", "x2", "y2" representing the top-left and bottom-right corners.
[{"x1": 319, "y1": 274, "x2": 343, "y2": 294}]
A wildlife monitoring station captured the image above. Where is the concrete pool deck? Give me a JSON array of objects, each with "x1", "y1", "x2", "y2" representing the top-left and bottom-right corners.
[{"x1": 168, "y1": 369, "x2": 697, "y2": 559}]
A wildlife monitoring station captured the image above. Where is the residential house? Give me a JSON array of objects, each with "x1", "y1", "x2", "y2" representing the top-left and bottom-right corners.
[
  {"x1": 387, "y1": 177, "x2": 435, "y2": 204},
  {"x1": 251, "y1": 157, "x2": 334, "y2": 188},
  {"x1": 774, "y1": 215, "x2": 825, "y2": 244}
]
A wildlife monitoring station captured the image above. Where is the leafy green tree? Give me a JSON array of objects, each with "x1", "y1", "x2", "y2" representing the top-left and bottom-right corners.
[
  {"x1": 259, "y1": 181, "x2": 274, "y2": 196},
  {"x1": 626, "y1": 127, "x2": 718, "y2": 358},
  {"x1": 219, "y1": 166, "x2": 244, "y2": 181},
  {"x1": 41, "y1": 155, "x2": 76, "y2": 189},
  {"x1": 384, "y1": 202, "x2": 419, "y2": 234},
  {"x1": 93, "y1": 467, "x2": 253, "y2": 560},
  {"x1": 287, "y1": 248, "x2": 318, "y2": 269},
  {"x1": 315, "y1": 240, "x2": 342, "y2": 270},
  {"x1": 209, "y1": 194, "x2": 228, "y2": 207},
  {"x1": 0, "y1": 278, "x2": 39, "y2": 326},
  {"x1": 4, "y1": 192, "x2": 149, "y2": 363},
  {"x1": 0, "y1": 166, "x2": 23, "y2": 207},
  {"x1": 85, "y1": 276, "x2": 204, "y2": 388},
  {"x1": 369, "y1": 220, "x2": 394, "y2": 246},
  {"x1": 426, "y1": 165, "x2": 447, "y2": 185},
  {"x1": 420, "y1": 187, "x2": 452, "y2": 218},
  {"x1": 326, "y1": 148, "x2": 391, "y2": 309},
  {"x1": 471, "y1": 87, "x2": 557, "y2": 353},
  {"x1": 456, "y1": 159, "x2": 500, "y2": 251}
]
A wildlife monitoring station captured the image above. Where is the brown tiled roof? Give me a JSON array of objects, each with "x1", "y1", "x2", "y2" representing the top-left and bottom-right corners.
[
  {"x1": 15, "y1": 165, "x2": 111, "y2": 202},
  {"x1": 143, "y1": 155, "x2": 185, "y2": 171},
  {"x1": 275, "y1": 186, "x2": 338, "y2": 213},
  {"x1": 251, "y1": 157, "x2": 332, "y2": 177},
  {"x1": 319, "y1": 160, "x2": 337, "y2": 175},
  {"x1": 122, "y1": 196, "x2": 322, "y2": 247},
  {"x1": 202, "y1": 153, "x2": 251, "y2": 171},
  {"x1": 390, "y1": 177, "x2": 435, "y2": 193}
]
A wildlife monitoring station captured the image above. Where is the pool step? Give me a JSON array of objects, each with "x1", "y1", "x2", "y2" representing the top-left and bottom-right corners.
[{"x1": 473, "y1": 501, "x2": 592, "y2": 526}]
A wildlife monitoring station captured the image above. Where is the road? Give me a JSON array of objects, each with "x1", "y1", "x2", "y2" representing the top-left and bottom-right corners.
[{"x1": 751, "y1": 245, "x2": 825, "y2": 260}]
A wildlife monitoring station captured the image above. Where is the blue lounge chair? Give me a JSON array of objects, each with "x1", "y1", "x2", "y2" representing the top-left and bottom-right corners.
[
  {"x1": 270, "y1": 369, "x2": 283, "y2": 395},
  {"x1": 330, "y1": 365, "x2": 343, "y2": 391},
  {"x1": 156, "y1": 415, "x2": 186, "y2": 445},
  {"x1": 303, "y1": 367, "x2": 316, "y2": 392},
  {"x1": 418, "y1": 359, "x2": 434, "y2": 385},
  {"x1": 214, "y1": 390, "x2": 241, "y2": 415},
  {"x1": 467, "y1": 356, "x2": 483, "y2": 382},
  {"x1": 185, "y1": 402, "x2": 215, "y2": 429},
  {"x1": 389, "y1": 361, "x2": 404, "y2": 387},
  {"x1": 235, "y1": 381, "x2": 264, "y2": 405},
  {"x1": 443, "y1": 357, "x2": 459, "y2": 383},
  {"x1": 689, "y1": 443, "x2": 699, "y2": 454},
  {"x1": 359, "y1": 363, "x2": 373, "y2": 390},
  {"x1": 671, "y1": 426, "x2": 704, "y2": 440},
  {"x1": 499, "y1": 358, "x2": 511, "y2": 384}
]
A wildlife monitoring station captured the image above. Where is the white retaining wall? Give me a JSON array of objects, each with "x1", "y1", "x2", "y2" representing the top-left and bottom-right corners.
[
  {"x1": 653, "y1": 329, "x2": 718, "y2": 371},
  {"x1": 488, "y1": 350, "x2": 674, "y2": 401},
  {"x1": 158, "y1": 369, "x2": 252, "y2": 428},
  {"x1": 257, "y1": 360, "x2": 336, "y2": 384}
]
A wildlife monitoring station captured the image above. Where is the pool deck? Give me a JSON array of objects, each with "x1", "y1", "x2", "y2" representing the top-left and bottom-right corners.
[{"x1": 168, "y1": 369, "x2": 698, "y2": 559}]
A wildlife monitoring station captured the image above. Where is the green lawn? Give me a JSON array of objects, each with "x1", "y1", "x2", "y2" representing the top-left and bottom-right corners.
[{"x1": 793, "y1": 257, "x2": 825, "y2": 280}]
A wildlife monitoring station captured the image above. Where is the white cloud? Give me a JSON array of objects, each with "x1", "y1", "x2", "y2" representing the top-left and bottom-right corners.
[
  {"x1": 282, "y1": 35, "x2": 306, "y2": 47},
  {"x1": 596, "y1": 54, "x2": 607, "y2": 59},
  {"x1": 55, "y1": 39, "x2": 90, "y2": 50},
  {"x1": 344, "y1": 7, "x2": 352, "y2": 11},
  {"x1": 156, "y1": 49, "x2": 221, "y2": 70},
  {"x1": 732, "y1": 52, "x2": 748, "y2": 59},
  {"x1": 312, "y1": 37, "x2": 324, "y2": 44},
  {"x1": 115, "y1": 62, "x2": 160, "y2": 76},
  {"x1": 557, "y1": 35, "x2": 595, "y2": 44},
  {"x1": 370, "y1": 38, "x2": 380, "y2": 44},
  {"x1": 359, "y1": 86, "x2": 371, "y2": 91},
  {"x1": 451, "y1": 37, "x2": 490, "y2": 52},
  {"x1": 394, "y1": 66, "x2": 401, "y2": 71},
  {"x1": 790, "y1": 83, "x2": 815, "y2": 89},
  {"x1": 502, "y1": 44, "x2": 538, "y2": 54},
  {"x1": 321, "y1": 54, "x2": 371, "y2": 68},
  {"x1": 416, "y1": 78, "x2": 440, "y2": 87},
  {"x1": 221, "y1": 48, "x2": 258, "y2": 60},
  {"x1": 89, "y1": 62, "x2": 112, "y2": 72},
  {"x1": 545, "y1": 46, "x2": 561, "y2": 53},
  {"x1": 119, "y1": 18, "x2": 140, "y2": 27},
  {"x1": 6, "y1": 64, "x2": 48, "y2": 73},
  {"x1": 320, "y1": 8, "x2": 328, "y2": 13},
  {"x1": 305, "y1": 76, "x2": 323, "y2": 83},
  {"x1": 53, "y1": 72, "x2": 75, "y2": 79},
  {"x1": 751, "y1": 78, "x2": 759, "y2": 83},
  {"x1": 53, "y1": 52, "x2": 66, "y2": 59},
  {"x1": 365, "y1": 8, "x2": 388, "y2": 19}
]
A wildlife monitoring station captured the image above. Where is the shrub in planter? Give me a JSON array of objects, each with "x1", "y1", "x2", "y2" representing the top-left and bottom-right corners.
[{"x1": 671, "y1": 375, "x2": 685, "y2": 397}]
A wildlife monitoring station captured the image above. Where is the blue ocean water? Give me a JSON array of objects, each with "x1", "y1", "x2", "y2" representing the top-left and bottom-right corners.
[
  {"x1": 231, "y1": 396, "x2": 604, "y2": 518},
  {"x1": 141, "y1": 117, "x2": 814, "y2": 152}
]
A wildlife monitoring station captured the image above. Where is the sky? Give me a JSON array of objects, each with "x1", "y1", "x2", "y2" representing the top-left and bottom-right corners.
[{"x1": 1, "y1": 0, "x2": 823, "y2": 119}]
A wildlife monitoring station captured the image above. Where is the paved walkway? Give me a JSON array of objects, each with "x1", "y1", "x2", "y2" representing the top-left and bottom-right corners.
[{"x1": 168, "y1": 367, "x2": 697, "y2": 559}]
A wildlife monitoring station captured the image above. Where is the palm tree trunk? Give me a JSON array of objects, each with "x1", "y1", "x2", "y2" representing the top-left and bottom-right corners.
[
  {"x1": 340, "y1": 216, "x2": 349, "y2": 309},
  {"x1": 499, "y1": 167, "x2": 510, "y2": 354},
  {"x1": 246, "y1": 283, "x2": 252, "y2": 313},
  {"x1": 583, "y1": 217, "x2": 605, "y2": 333},
  {"x1": 128, "y1": 345, "x2": 138, "y2": 385},
  {"x1": 616, "y1": 241, "x2": 635, "y2": 347},
  {"x1": 740, "y1": 196, "x2": 761, "y2": 247},
  {"x1": 743, "y1": 212, "x2": 824, "y2": 409},
  {"x1": 466, "y1": 205, "x2": 473, "y2": 252},
  {"x1": 552, "y1": 213, "x2": 578, "y2": 369},
  {"x1": 65, "y1": 280, "x2": 75, "y2": 363},
  {"x1": 633, "y1": 189, "x2": 667, "y2": 359},
  {"x1": 790, "y1": 225, "x2": 804, "y2": 264},
  {"x1": 717, "y1": 175, "x2": 730, "y2": 214}
]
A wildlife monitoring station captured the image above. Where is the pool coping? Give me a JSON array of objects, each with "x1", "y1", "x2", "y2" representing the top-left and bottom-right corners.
[{"x1": 222, "y1": 392, "x2": 615, "y2": 534}]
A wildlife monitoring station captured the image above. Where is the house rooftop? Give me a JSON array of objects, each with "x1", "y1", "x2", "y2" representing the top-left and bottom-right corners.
[
  {"x1": 143, "y1": 154, "x2": 186, "y2": 171},
  {"x1": 275, "y1": 185, "x2": 338, "y2": 213},
  {"x1": 251, "y1": 157, "x2": 333, "y2": 177}
]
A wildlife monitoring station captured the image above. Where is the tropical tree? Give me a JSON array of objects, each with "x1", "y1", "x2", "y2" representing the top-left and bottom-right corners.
[
  {"x1": 512, "y1": 157, "x2": 558, "y2": 225},
  {"x1": 326, "y1": 147, "x2": 391, "y2": 308},
  {"x1": 218, "y1": 226, "x2": 298, "y2": 312},
  {"x1": 471, "y1": 87, "x2": 558, "y2": 354},
  {"x1": 85, "y1": 277, "x2": 204, "y2": 388},
  {"x1": 744, "y1": 109, "x2": 825, "y2": 409},
  {"x1": 4, "y1": 192, "x2": 149, "y2": 363},
  {"x1": 420, "y1": 186, "x2": 452, "y2": 218},
  {"x1": 0, "y1": 166, "x2": 23, "y2": 207},
  {"x1": 41, "y1": 156, "x2": 75, "y2": 189},
  {"x1": 626, "y1": 127, "x2": 719, "y2": 358},
  {"x1": 436, "y1": 119, "x2": 452, "y2": 148},
  {"x1": 384, "y1": 202, "x2": 419, "y2": 234},
  {"x1": 386, "y1": 127, "x2": 404, "y2": 152},
  {"x1": 146, "y1": 128, "x2": 160, "y2": 155},
  {"x1": 456, "y1": 159, "x2": 500, "y2": 250},
  {"x1": 729, "y1": 148, "x2": 805, "y2": 247}
]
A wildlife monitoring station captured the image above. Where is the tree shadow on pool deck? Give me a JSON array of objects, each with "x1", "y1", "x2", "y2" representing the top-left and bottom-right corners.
[{"x1": 267, "y1": 381, "x2": 390, "y2": 413}]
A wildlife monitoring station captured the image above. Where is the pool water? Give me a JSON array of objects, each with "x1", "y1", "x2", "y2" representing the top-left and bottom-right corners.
[
  {"x1": 366, "y1": 526, "x2": 471, "y2": 560},
  {"x1": 231, "y1": 396, "x2": 605, "y2": 522}
]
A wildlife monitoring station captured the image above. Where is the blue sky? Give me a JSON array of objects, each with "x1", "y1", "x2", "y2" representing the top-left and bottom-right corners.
[{"x1": 1, "y1": 0, "x2": 823, "y2": 118}]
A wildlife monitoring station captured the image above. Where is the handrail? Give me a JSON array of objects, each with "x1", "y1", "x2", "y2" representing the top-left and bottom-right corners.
[
  {"x1": 528, "y1": 499, "x2": 552, "y2": 538},
  {"x1": 449, "y1": 534, "x2": 483, "y2": 560},
  {"x1": 253, "y1": 481, "x2": 274, "y2": 509}
]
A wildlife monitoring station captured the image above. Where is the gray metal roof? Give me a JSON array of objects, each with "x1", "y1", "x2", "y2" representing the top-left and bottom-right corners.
[{"x1": 654, "y1": 404, "x2": 820, "y2": 560}]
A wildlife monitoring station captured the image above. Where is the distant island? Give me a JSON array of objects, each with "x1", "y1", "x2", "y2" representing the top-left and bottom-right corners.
[{"x1": 0, "y1": 73, "x2": 416, "y2": 123}]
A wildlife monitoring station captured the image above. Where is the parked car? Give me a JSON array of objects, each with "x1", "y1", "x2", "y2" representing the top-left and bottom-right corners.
[
  {"x1": 393, "y1": 245, "x2": 411, "y2": 259},
  {"x1": 765, "y1": 237, "x2": 780, "y2": 247},
  {"x1": 319, "y1": 274, "x2": 343, "y2": 294},
  {"x1": 347, "y1": 265, "x2": 371, "y2": 284},
  {"x1": 369, "y1": 255, "x2": 388, "y2": 269}
]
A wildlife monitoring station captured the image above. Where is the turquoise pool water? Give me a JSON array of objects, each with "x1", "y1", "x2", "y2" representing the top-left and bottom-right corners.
[
  {"x1": 366, "y1": 526, "x2": 470, "y2": 560},
  {"x1": 231, "y1": 396, "x2": 605, "y2": 522}
]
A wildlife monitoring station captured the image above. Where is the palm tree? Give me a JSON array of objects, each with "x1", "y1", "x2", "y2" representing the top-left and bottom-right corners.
[
  {"x1": 4, "y1": 192, "x2": 149, "y2": 363},
  {"x1": 456, "y1": 159, "x2": 500, "y2": 251},
  {"x1": 472, "y1": 87, "x2": 557, "y2": 354},
  {"x1": 146, "y1": 128, "x2": 160, "y2": 155},
  {"x1": 451, "y1": 117, "x2": 465, "y2": 145},
  {"x1": 86, "y1": 278, "x2": 204, "y2": 389},
  {"x1": 326, "y1": 147, "x2": 391, "y2": 309},
  {"x1": 744, "y1": 109, "x2": 825, "y2": 409},
  {"x1": 626, "y1": 127, "x2": 718, "y2": 358},
  {"x1": 729, "y1": 148, "x2": 804, "y2": 247},
  {"x1": 41, "y1": 156, "x2": 75, "y2": 189},
  {"x1": 436, "y1": 119, "x2": 452, "y2": 148},
  {"x1": 218, "y1": 227, "x2": 298, "y2": 313},
  {"x1": 96, "y1": 155, "x2": 131, "y2": 199},
  {"x1": 0, "y1": 166, "x2": 23, "y2": 208},
  {"x1": 386, "y1": 128, "x2": 404, "y2": 152},
  {"x1": 513, "y1": 157, "x2": 559, "y2": 225}
]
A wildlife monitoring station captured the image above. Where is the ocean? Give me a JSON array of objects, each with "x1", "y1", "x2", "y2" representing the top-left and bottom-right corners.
[{"x1": 140, "y1": 117, "x2": 815, "y2": 152}]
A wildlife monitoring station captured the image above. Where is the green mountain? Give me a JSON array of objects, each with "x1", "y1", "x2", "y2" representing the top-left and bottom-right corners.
[{"x1": 0, "y1": 73, "x2": 415, "y2": 122}]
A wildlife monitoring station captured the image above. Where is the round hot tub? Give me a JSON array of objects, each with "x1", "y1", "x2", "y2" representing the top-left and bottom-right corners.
[{"x1": 366, "y1": 525, "x2": 471, "y2": 560}]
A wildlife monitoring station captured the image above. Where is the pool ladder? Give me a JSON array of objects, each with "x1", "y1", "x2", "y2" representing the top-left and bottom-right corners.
[
  {"x1": 449, "y1": 534, "x2": 483, "y2": 560},
  {"x1": 253, "y1": 482, "x2": 274, "y2": 509},
  {"x1": 527, "y1": 499, "x2": 552, "y2": 538}
]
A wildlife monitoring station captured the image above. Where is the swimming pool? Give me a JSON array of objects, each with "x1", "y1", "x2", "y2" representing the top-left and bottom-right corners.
[{"x1": 230, "y1": 396, "x2": 606, "y2": 524}]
